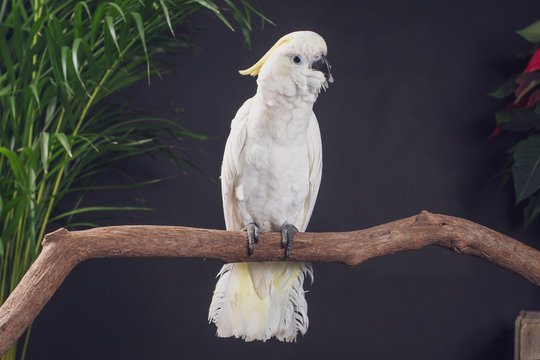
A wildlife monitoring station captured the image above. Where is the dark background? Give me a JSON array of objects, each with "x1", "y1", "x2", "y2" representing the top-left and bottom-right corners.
[{"x1": 26, "y1": 0, "x2": 540, "y2": 359}]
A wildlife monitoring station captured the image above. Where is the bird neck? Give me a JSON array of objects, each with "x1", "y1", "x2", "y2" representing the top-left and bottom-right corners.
[
  {"x1": 256, "y1": 75, "x2": 319, "y2": 111},
  {"x1": 249, "y1": 92, "x2": 312, "y2": 143}
]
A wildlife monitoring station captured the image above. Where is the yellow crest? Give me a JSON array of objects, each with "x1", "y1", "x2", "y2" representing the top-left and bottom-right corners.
[{"x1": 238, "y1": 38, "x2": 292, "y2": 77}]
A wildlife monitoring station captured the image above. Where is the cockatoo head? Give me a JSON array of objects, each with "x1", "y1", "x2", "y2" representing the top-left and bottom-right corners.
[{"x1": 239, "y1": 31, "x2": 332, "y2": 101}]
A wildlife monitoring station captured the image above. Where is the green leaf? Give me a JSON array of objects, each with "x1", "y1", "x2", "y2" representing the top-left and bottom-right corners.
[
  {"x1": 49, "y1": 206, "x2": 153, "y2": 222},
  {"x1": 40, "y1": 132, "x2": 50, "y2": 173},
  {"x1": 67, "y1": 177, "x2": 167, "y2": 193},
  {"x1": 503, "y1": 110, "x2": 540, "y2": 132},
  {"x1": 72, "y1": 38, "x2": 82, "y2": 73},
  {"x1": 72, "y1": 38, "x2": 89, "y2": 95},
  {"x1": 63, "y1": 222, "x2": 99, "y2": 229},
  {"x1": 489, "y1": 76, "x2": 518, "y2": 99},
  {"x1": 105, "y1": 15, "x2": 121, "y2": 56},
  {"x1": 90, "y1": 3, "x2": 108, "y2": 48},
  {"x1": 194, "y1": 0, "x2": 235, "y2": 31},
  {"x1": 54, "y1": 133, "x2": 72, "y2": 157},
  {"x1": 54, "y1": 133, "x2": 73, "y2": 157},
  {"x1": 517, "y1": 20, "x2": 540, "y2": 43},
  {"x1": 131, "y1": 12, "x2": 150, "y2": 81},
  {"x1": 241, "y1": 1, "x2": 275, "y2": 26},
  {"x1": 223, "y1": 0, "x2": 251, "y2": 47},
  {"x1": 61, "y1": 45, "x2": 70, "y2": 85},
  {"x1": 513, "y1": 136, "x2": 540, "y2": 204},
  {"x1": 3, "y1": 195, "x2": 24, "y2": 215},
  {"x1": 75, "y1": 134, "x2": 100, "y2": 152},
  {"x1": 28, "y1": 167, "x2": 36, "y2": 193},
  {"x1": 45, "y1": 23, "x2": 65, "y2": 99},
  {"x1": 0, "y1": 27, "x2": 15, "y2": 85},
  {"x1": 0, "y1": 147, "x2": 26, "y2": 185},
  {"x1": 29, "y1": 83, "x2": 40, "y2": 109},
  {"x1": 9, "y1": 95, "x2": 17, "y2": 120},
  {"x1": 159, "y1": 0, "x2": 175, "y2": 37},
  {"x1": 10, "y1": 4, "x2": 24, "y2": 61},
  {"x1": 22, "y1": 147, "x2": 38, "y2": 171},
  {"x1": 0, "y1": 84, "x2": 11, "y2": 97},
  {"x1": 107, "y1": 2, "x2": 126, "y2": 22},
  {"x1": 77, "y1": 1, "x2": 92, "y2": 22},
  {"x1": 44, "y1": 96, "x2": 58, "y2": 129},
  {"x1": 73, "y1": 2, "x2": 84, "y2": 39}
]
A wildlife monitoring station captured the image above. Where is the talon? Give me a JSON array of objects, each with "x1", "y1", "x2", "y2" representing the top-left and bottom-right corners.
[
  {"x1": 280, "y1": 223, "x2": 298, "y2": 260},
  {"x1": 246, "y1": 222, "x2": 259, "y2": 256}
]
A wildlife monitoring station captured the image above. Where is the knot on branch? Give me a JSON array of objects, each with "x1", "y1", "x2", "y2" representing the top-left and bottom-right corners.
[
  {"x1": 414, "y1": 210, "x2": 438, "y2": 225},
  {"x1": 42, "y1": 228, "x2": 70, "y2": 246}
]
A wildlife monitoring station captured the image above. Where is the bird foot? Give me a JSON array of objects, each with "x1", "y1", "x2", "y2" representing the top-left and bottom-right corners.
[
  {"x1": 245, "y1": 222, "x2": 259, "y2": 256},
  {"x1": 280, "y1": 223, "x2": 298, "y2": 260}
]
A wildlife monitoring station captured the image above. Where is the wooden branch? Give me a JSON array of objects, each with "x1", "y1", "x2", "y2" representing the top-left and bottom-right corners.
[{"x1": 1, "y1": 210, "x2": 540, "y2": 354}]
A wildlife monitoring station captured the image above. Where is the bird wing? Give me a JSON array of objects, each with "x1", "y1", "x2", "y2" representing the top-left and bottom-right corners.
[
  {"x1": 221, "y1": 97, "x2": 252, "y2": 231},
  {"x1": 299, "y1": 112, "x2": 323, "y2": 232}
]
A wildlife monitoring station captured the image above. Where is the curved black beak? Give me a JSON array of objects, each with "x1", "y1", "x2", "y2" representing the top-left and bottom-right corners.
[{"x1": 311, "y1": 54, "x2": 333, "y2": 83}]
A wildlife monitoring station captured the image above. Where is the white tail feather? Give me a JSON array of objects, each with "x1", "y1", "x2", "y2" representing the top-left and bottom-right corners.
[
  {"x1": 208, "y1": 261, "x2": 313, "y2": 342},
  {"x1": 207, "y1": 263, "x2": 234, "y2": 335}
]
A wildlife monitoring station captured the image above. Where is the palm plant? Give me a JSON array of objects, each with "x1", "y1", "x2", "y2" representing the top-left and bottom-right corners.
[{"x1": 0, "y1": 0, "x2": 267, "y2": 358}]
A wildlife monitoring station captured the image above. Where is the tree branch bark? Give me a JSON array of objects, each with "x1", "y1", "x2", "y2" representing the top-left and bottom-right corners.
[{"x1": 1, "y1": 210, "x2": 540, "y2": 355}]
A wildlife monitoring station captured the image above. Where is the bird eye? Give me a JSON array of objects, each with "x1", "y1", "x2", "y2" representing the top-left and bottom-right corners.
[{"x1": 291, "y1": 55, "x2": 303, "y2": 65}]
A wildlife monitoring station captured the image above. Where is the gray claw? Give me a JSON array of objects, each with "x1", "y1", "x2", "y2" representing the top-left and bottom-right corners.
[
  {"x1": 246, "y1": 222, "x2": 259, "y2": 256},
  {"x1": 280, "y1": 223, "x2": 298, "y2": 260}
]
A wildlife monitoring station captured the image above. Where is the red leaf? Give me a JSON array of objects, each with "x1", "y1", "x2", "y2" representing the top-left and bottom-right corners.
[
  {"x1": 488, "y1": 125, "x2": 501, "y2": 139},
  {"x1": 524, "y1": 49, "x2": 540, "y2": 73}
]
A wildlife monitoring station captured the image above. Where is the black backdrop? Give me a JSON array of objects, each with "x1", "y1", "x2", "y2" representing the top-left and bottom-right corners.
[{"x1": 26, "y1": 1, "x2": 540, "y2": 359}]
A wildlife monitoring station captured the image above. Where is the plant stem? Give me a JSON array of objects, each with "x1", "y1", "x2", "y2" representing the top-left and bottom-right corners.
[
  {"x1": 35, "y1": 166, "x2": 63, "y2": 255},
  {"x1": 20, "y1": 326, "x2": 31, "y2": 360}
]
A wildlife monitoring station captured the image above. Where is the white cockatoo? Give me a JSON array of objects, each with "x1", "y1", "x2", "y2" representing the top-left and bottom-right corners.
[{"x1": 208, "y1": 31, "x2": 332, "y2": 342}]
